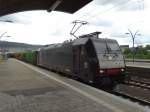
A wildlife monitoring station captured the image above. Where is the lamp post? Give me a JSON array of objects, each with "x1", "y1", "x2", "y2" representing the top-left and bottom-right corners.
[
  {"x1": 0, "y1": 20, "x2": 13, "y2": 23},
  {"x1": 125, "y1": 29, "x2": 141, "y2": 63},
  {"x1": 0, "y1": 32, "x2": 11, "y2": 60},
  {"x1": 0, "y1": 32, "x2": 11, "y2": 40},
  {"x1": 0, "y1": 20, "x2": 12, "y2": 60},
  {"x1": 0, "y1": 20, "x2": 13, "y2": 40}
]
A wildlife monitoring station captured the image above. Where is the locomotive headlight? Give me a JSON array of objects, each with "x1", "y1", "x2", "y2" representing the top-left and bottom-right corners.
[
  {"x1": 108, "y1": 56, "x2": 112, "y2": 60},
  {"x1": 100, "y1": 70, "x2": 104, "y2": 73},
  {"x1": 121, "y1": 68, "x2": 124, "y2": 72}
]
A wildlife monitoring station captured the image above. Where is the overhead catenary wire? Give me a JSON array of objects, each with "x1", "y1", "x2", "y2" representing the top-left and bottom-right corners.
[
  {"x1": 75, "y1": 0, "x2": 132, "y2": 21},
  {"x1": 76, "y1": 0, "x2": 144, "y2": 24},
  {"x1": 0, "y1": 32, "x2": 7, "y2": 40},
  {"x1": 68, "y1": 0, "x2": 134, "y2": 38},
  {"x1": 54, "y1": 0, "x2": 145, "y2": 39},
  {"x1": 70, "y1": 0, "x2": 132, "y2": 30}
]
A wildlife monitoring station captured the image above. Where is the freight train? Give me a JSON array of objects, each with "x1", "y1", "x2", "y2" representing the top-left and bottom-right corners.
[{"x1": 10, "y1": 32, "x2": 126, "y2": 88}]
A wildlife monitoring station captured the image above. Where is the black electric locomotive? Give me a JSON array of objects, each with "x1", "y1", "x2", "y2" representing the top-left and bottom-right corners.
[{"x1": 37, "y1": 32, "x2": 126, "y2": 86}]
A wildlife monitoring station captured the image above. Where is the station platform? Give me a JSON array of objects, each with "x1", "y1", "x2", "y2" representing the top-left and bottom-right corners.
[
  {"x1": 0, "y1": 59, "x2": 147, "y2": 112},
  {"x1": 126, "y1": 59, "x2": 150, "y2": 63},
  {"x1": 126, "y1": 61, "x2": 150, "y2": 68}
]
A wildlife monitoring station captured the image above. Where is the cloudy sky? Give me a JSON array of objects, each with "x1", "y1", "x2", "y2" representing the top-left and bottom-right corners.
[{"x1": 0, "y1": 0, "x2": 149, "y2": 46}]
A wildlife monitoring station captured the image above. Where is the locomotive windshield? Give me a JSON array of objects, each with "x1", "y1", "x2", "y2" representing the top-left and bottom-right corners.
[
  {"x1": 93, "y1": 40, "x2": 107, "y2": 53},
  {"x1": 93, "y1": 39, "x2": 121, "y2": 54}
]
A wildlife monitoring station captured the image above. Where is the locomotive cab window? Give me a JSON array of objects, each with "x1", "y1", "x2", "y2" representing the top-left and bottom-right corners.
[
  {"x1": 106, "y1": 40, "x2": 121, "y2": 53},
  {"x1": 93, "y1": 39, "x2": 121, "y2": 54},
  {"x1": 93, "y1": 40, "x2": 107, "y2": 54}
]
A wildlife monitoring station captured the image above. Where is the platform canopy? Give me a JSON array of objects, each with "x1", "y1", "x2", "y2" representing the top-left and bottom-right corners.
[{"x1": 0, "y1": 0, "x2": 92, "y2": 16}]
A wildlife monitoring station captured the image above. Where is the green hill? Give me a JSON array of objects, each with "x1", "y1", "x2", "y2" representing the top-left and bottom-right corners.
[{"x1": 0, "y1": 41, "x2": 43, "y2": 52}]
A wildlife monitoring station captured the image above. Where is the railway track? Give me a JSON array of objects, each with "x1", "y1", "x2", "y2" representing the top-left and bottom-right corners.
[
  {"x1": 98, "y1": 84, "x2": 150, "y2": 107},
  {"x1": 127, "y1": 67, "x2": 150, "y2": 79},
  {"x1": 103, "y1": 76, "x2": 150, "y2": 107},
  {"x1": 125, "y1": 79, "x2": 150, "y2": 90},
  {"x1": 112, "y1": 91, "x2": 150, "y2": 106},
  {"x1": 117, "y1": 77, "x2": 150, "y2": 106}
]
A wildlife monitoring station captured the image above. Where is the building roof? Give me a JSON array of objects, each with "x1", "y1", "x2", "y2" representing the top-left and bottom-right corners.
[{"x1": 0, "y1": 0, "x2": 92, "y2": 16}]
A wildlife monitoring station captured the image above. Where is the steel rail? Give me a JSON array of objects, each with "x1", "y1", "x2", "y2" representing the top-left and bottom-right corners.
[
  {"x1": 125, "y1": 79, "x2": 150, "y2": 90},
  {"x1": 112, "y1": 91, "x2": 150, "y2": 106}
]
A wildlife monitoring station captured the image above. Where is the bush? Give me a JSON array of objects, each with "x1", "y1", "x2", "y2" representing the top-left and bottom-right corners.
[
  {"x1": 146, "y1": 52, "x2": 150, "y2": 59},
  {"x1": 123, "y1": 45, "x2": 150, "y2": 60},
  {"x1": 125, "y1": 53, "x2": 132, "y2": 58},
  {"x1": 124, "y1": 48, "x2": 132, "y2": 54}
]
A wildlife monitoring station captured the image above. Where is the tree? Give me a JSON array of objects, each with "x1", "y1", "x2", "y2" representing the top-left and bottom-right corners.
[
  {"x1": 145, "y1": 45, "x2": 150, "y2": 50},
  {"x1": 136, "y1": 46, "x2": 147, "y2": 55},
  {"x1": 123, "y1": 48, "x2": 132, "y2": 54}
]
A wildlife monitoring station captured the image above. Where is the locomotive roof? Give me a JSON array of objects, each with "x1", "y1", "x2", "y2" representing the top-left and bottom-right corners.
[
  {"x1": 40, "y1": 35, "x2": 118, "y2": 50},
  {"x1": 79, "y1": 32, "x2": 101, "y2": 38},
  {"x1": 93, "y1": 38, "x2": 117, "y2": 42},
  {"x1": 73, "y1": 38, "x2": 89, "y2": 45},
  {"x1": 73, "y1": 32, "x2": 100, "y2": 45},
  {"x1": 41, "y1": 43, "x2": 63, "y2": 50},
  {"x1": 41, "y1": 41, "x2": 73, "y2": 50},
  {"x1": 73, "y1": 36, "x2": 117, "y2": 46}
]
